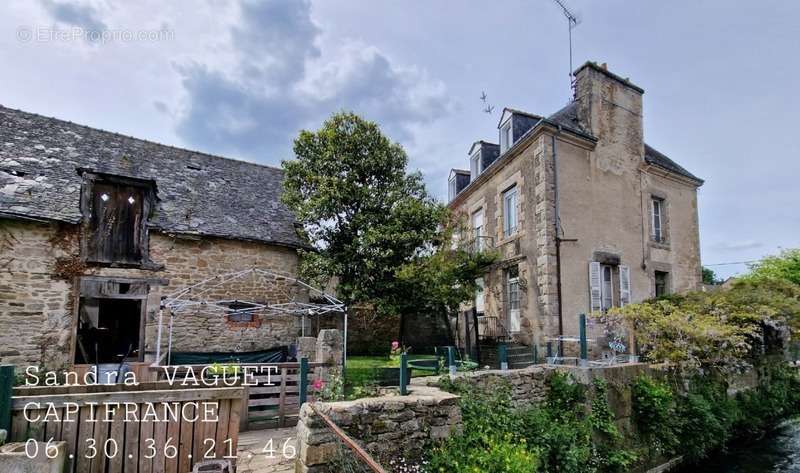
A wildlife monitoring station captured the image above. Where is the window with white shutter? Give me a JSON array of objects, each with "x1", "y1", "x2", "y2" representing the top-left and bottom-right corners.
[
  {"x1": 619, "y1": 265, "x2": 631, "y2": 306},
  {"x1": 589, "y1": 261, "x2": 602, "y2": 313}
]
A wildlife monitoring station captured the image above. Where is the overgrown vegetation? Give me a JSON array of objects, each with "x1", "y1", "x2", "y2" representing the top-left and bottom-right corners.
[
  {"x1": 428, "y1": 373, "x2": 637, "y2": 473},
  {"x1": 630, "y1": 364, "x2": 800, "y2": 463},
  {"x1": 743, "y1": 248, "x2": 800, "y2": 286},
  {"x1": 604, "y1": 278, "x2": 800, "y2": 373}
]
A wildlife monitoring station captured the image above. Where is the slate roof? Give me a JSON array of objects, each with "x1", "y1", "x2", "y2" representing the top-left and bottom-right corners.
[
  {"x1": 644, "y1": 143, "x2": 703, "y2": 184},
  {"x1": 453, "y1": 100, "x2": 702, "y2": 201},
  {"x1": 545, "y1": 101, "x2": 593, "y2": 139},
  {"x1": 0, "y1": 105, "x2": 306, "y2": 248}
]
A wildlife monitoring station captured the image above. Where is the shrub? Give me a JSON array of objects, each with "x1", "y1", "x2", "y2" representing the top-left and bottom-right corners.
[
  {"x1": 603, "y1": 278, "x2": 800, "y2": 373},
  {"x1": 428, "y1": 434, "x2": 539, "y2": 473},
  {"x1": 630, "y1": 375, "x2": 679, "y2": 455},
  {"x1": 631, "y1": 366, "x2": 800, "y2": 463}
]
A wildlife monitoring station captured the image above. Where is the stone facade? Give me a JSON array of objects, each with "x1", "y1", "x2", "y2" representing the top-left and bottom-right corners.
[
  {"x1": 0, "y1": 218, "x2": 302, "y2": 370},
  {"x1": 295, "y1": 385, "x2": 461, "y2": 472},
  {"x1": 449, "y1": 62, "x2": 703, "y2": 353}
]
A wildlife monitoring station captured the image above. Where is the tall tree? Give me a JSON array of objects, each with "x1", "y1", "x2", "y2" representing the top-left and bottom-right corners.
[
  {"x1": 744, "y1": 248, "x2": 800, "y2": 286},
  {"x1": 702, "y1": 267, "x2": 719, "y2": 285},
  {"x1": 281, "y1": 112, "x2": 444, "y2": 311}
]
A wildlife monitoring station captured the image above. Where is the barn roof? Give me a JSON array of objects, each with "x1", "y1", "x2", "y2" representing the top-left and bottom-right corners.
[{"x1": 0, "y1": 105, "x2": 306, "y2": 248}]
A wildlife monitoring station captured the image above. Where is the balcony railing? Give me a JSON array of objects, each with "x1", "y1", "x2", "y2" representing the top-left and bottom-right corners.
[{"x1": 460, "y1": 236, "x2": 494, "y2": 254}]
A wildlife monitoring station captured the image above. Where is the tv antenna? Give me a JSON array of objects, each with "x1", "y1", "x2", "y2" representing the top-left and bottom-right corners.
[{"x1": 552, "y1": 0, "x2": 581, "y2": 91}]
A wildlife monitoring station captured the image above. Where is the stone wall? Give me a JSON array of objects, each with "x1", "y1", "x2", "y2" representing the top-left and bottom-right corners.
[
  {"x1": 413, "y1": 365, "x2": 550, "y2": 408},
  {"x1": 448, "y1": 64, "x2": 702, "y2": 353},
  {"x1": 0, "y1": 218, "x2": 303, "y2": 370},
  {"x1": 296, "y1": 362, "x2": 766, "y2": 472},
  {"x1": 295, "y1": 386, "x2": 461, "y2": 472}
]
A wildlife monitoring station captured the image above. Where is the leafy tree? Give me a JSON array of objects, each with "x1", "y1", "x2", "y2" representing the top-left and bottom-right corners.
[
  {"x1": 282, "y1": 112, "x2": 443, "y2": 310},
  {"x1": 744, "y1": 248, "x2": 800, "y2": 286},
  {"x1": 391, "y1": 216, "x2": 497, "y2": 342},
  {"x1": 702, "y1": 267, "x2": 719, "y2": 285},
  {"x1": 282, "y1": 112, "x2": 496, "y2": 336}
]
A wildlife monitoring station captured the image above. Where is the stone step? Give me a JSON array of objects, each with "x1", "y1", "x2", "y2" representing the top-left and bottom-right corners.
[
  {"x1": 508, "y1": 348, "x2": 532, "y2": 355},
  {"x1": 508, "y1": 353, "x2": 533, "y2": 362}
]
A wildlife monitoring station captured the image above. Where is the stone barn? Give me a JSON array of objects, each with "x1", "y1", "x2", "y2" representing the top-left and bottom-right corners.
[{"x1": 0, "y1": 105, "x2": 310, "y2": 372}]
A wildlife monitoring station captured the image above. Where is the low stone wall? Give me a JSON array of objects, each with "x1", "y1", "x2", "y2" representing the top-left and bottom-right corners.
[
  {"x1": 296, "y1": 362, "x2": 767, "y2": 472},
  {"x1": 413, "y1": 365, "x2": 551, "y2": 407},
  {"x1": 295, "y1": 385, "x2": 461, "y2": 472}
]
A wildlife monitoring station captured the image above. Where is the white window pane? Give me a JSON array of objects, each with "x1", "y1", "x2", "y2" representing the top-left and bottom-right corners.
[{"x1": 475, "y1": 278, "x2": 485, "y2": 313}]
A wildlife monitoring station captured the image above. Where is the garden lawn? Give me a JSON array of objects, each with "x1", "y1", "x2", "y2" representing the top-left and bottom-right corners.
[{"x1": 344, "y1": 355, "x2": 433, "y2": 386}]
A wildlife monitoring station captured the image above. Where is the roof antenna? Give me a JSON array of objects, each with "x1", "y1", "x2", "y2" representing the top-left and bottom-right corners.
[{"x1": 552, "y1": 0, "x2": 581, "y2": 97}]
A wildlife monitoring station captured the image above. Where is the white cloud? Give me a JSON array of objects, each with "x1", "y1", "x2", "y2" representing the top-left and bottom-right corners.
[{"x1": 173, "y1": 0, "x2": 451, "y2": 161}]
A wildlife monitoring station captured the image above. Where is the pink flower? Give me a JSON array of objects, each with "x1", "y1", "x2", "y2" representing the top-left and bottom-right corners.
[
  {"x1": 391, "y1": 341, "x2": 400, "y2": 350},
  {"x1": 312, "y1": 379, "x2": 324, "y2": 391}
]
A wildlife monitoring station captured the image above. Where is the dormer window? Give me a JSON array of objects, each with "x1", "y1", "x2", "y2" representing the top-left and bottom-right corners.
[
  {"x1": 500, "y1": 120, "x2": 513, "y2": 153},
  {"x1": 81, "y1": 173, "x2": 156, "y2": 266},
  {"x1": 470, "y1": 152, "x2": 482, "y2": 179},
  {"x1": 448, "y1": 175, "x2": 457, "y2": 201}
]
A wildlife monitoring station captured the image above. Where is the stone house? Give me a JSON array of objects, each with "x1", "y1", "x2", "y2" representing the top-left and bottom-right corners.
[
  {"x1": 0, "y1": 105, "x2": 309, "y2": 371},
  {"x1": 448, "y1": 62, "x2": 704, "y2": 358}
]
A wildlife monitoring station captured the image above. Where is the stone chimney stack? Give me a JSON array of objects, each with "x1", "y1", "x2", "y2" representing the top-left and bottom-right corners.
[{"x1": 574, "y1": 62, "x2": 645, "y2": 166}]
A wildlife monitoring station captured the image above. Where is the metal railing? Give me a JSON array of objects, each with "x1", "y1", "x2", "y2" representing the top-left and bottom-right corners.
[
  {"x1": 460, "y1": 235, "x2": 494, "y2": 254},
  {"x1": 478, "y1": 316, "x2": 512, "y2": 343}
]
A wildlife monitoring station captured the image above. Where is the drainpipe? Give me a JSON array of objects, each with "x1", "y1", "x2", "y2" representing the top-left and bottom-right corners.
[
  {"x1": 552, "y1": 129, "x2": 577, "y2": 356},
  {"x1": 552, "y1": 132, "x2": 565, "y2": 354}
]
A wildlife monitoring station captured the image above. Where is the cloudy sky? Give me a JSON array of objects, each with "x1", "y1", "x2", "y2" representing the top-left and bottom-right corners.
[{"x1": 1, "y1": 0, "x2": 798, "y2": 278}]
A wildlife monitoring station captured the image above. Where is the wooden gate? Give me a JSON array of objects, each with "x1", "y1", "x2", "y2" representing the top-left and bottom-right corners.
[
  {"x1": 245, "y1": 361, "x2": 329, "y2": 430},
  {"x1": 9, "y1": 381, "x2": 244, "y2": 473}
]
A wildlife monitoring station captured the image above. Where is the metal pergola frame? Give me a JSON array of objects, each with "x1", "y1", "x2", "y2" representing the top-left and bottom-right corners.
[{"x1": 155, "y1": 268, "x2": 346, "y2": 366}]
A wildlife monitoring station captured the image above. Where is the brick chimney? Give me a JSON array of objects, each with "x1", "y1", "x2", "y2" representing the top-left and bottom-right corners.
[{"x1": 574, "y1": 62, "x2": 645, "y2": 163}]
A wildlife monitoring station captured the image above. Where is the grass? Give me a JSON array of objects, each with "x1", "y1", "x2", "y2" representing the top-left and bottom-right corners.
[
  {"x1": 344, "y1": 354, "x2": 435, "y2": 386},
  {"x1": 346, "y1": 354, "x2": 433, "y2": 368}
]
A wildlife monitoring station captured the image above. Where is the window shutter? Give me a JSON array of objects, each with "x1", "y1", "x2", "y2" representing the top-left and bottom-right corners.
[
  {"x1": 589, "y1": 262, "x2": 602, "y2": 313},
  {"x1": 619, "y1": 265, "x2": 631, "y2": 306}
]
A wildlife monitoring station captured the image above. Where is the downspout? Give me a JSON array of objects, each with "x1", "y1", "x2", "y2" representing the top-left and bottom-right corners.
[{"x1": 552, "y1": 131, "x2": 565, "y2": 353}]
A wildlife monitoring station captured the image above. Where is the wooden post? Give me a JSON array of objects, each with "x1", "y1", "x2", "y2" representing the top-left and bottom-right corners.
[
  {"x1": 0, "y1": 365, "x2": 14, "y2": 434},
  {"x1": 299, "y1": 357, "x2": 309, "y2": 406},
  {"x1": 399, "y1": 353, "x2": 408, "y2": 395},
  {"x1": 498, "y1": 343, "x2": 508, "y2": 371},
  {"x1": 579, "y1": 313, "x2": 588, "y2": 366}
]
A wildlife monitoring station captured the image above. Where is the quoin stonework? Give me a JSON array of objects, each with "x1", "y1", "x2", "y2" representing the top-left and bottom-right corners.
[
  {"x1": 448, "y1": 62, "x2": 704, "y2": 360},
  {"x1": 0, "y1": 105, "x2": 308, "y2": 371}
]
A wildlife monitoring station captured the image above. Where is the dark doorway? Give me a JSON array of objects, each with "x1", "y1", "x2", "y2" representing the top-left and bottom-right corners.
[{"x1": 75, "y1": 298, "x2": 142, "y2": 364}]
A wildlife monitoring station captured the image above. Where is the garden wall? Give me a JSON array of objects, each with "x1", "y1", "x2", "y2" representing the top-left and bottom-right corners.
[
  {"x1": 296, "y1": 362, "x2": 767, "y2": 472},
  {"x1": 295, "y1": 385, "x2": 461, "y2": 472},
  {"x1": 413, "y1": 364, "x2": 551, "y2": 407}
]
